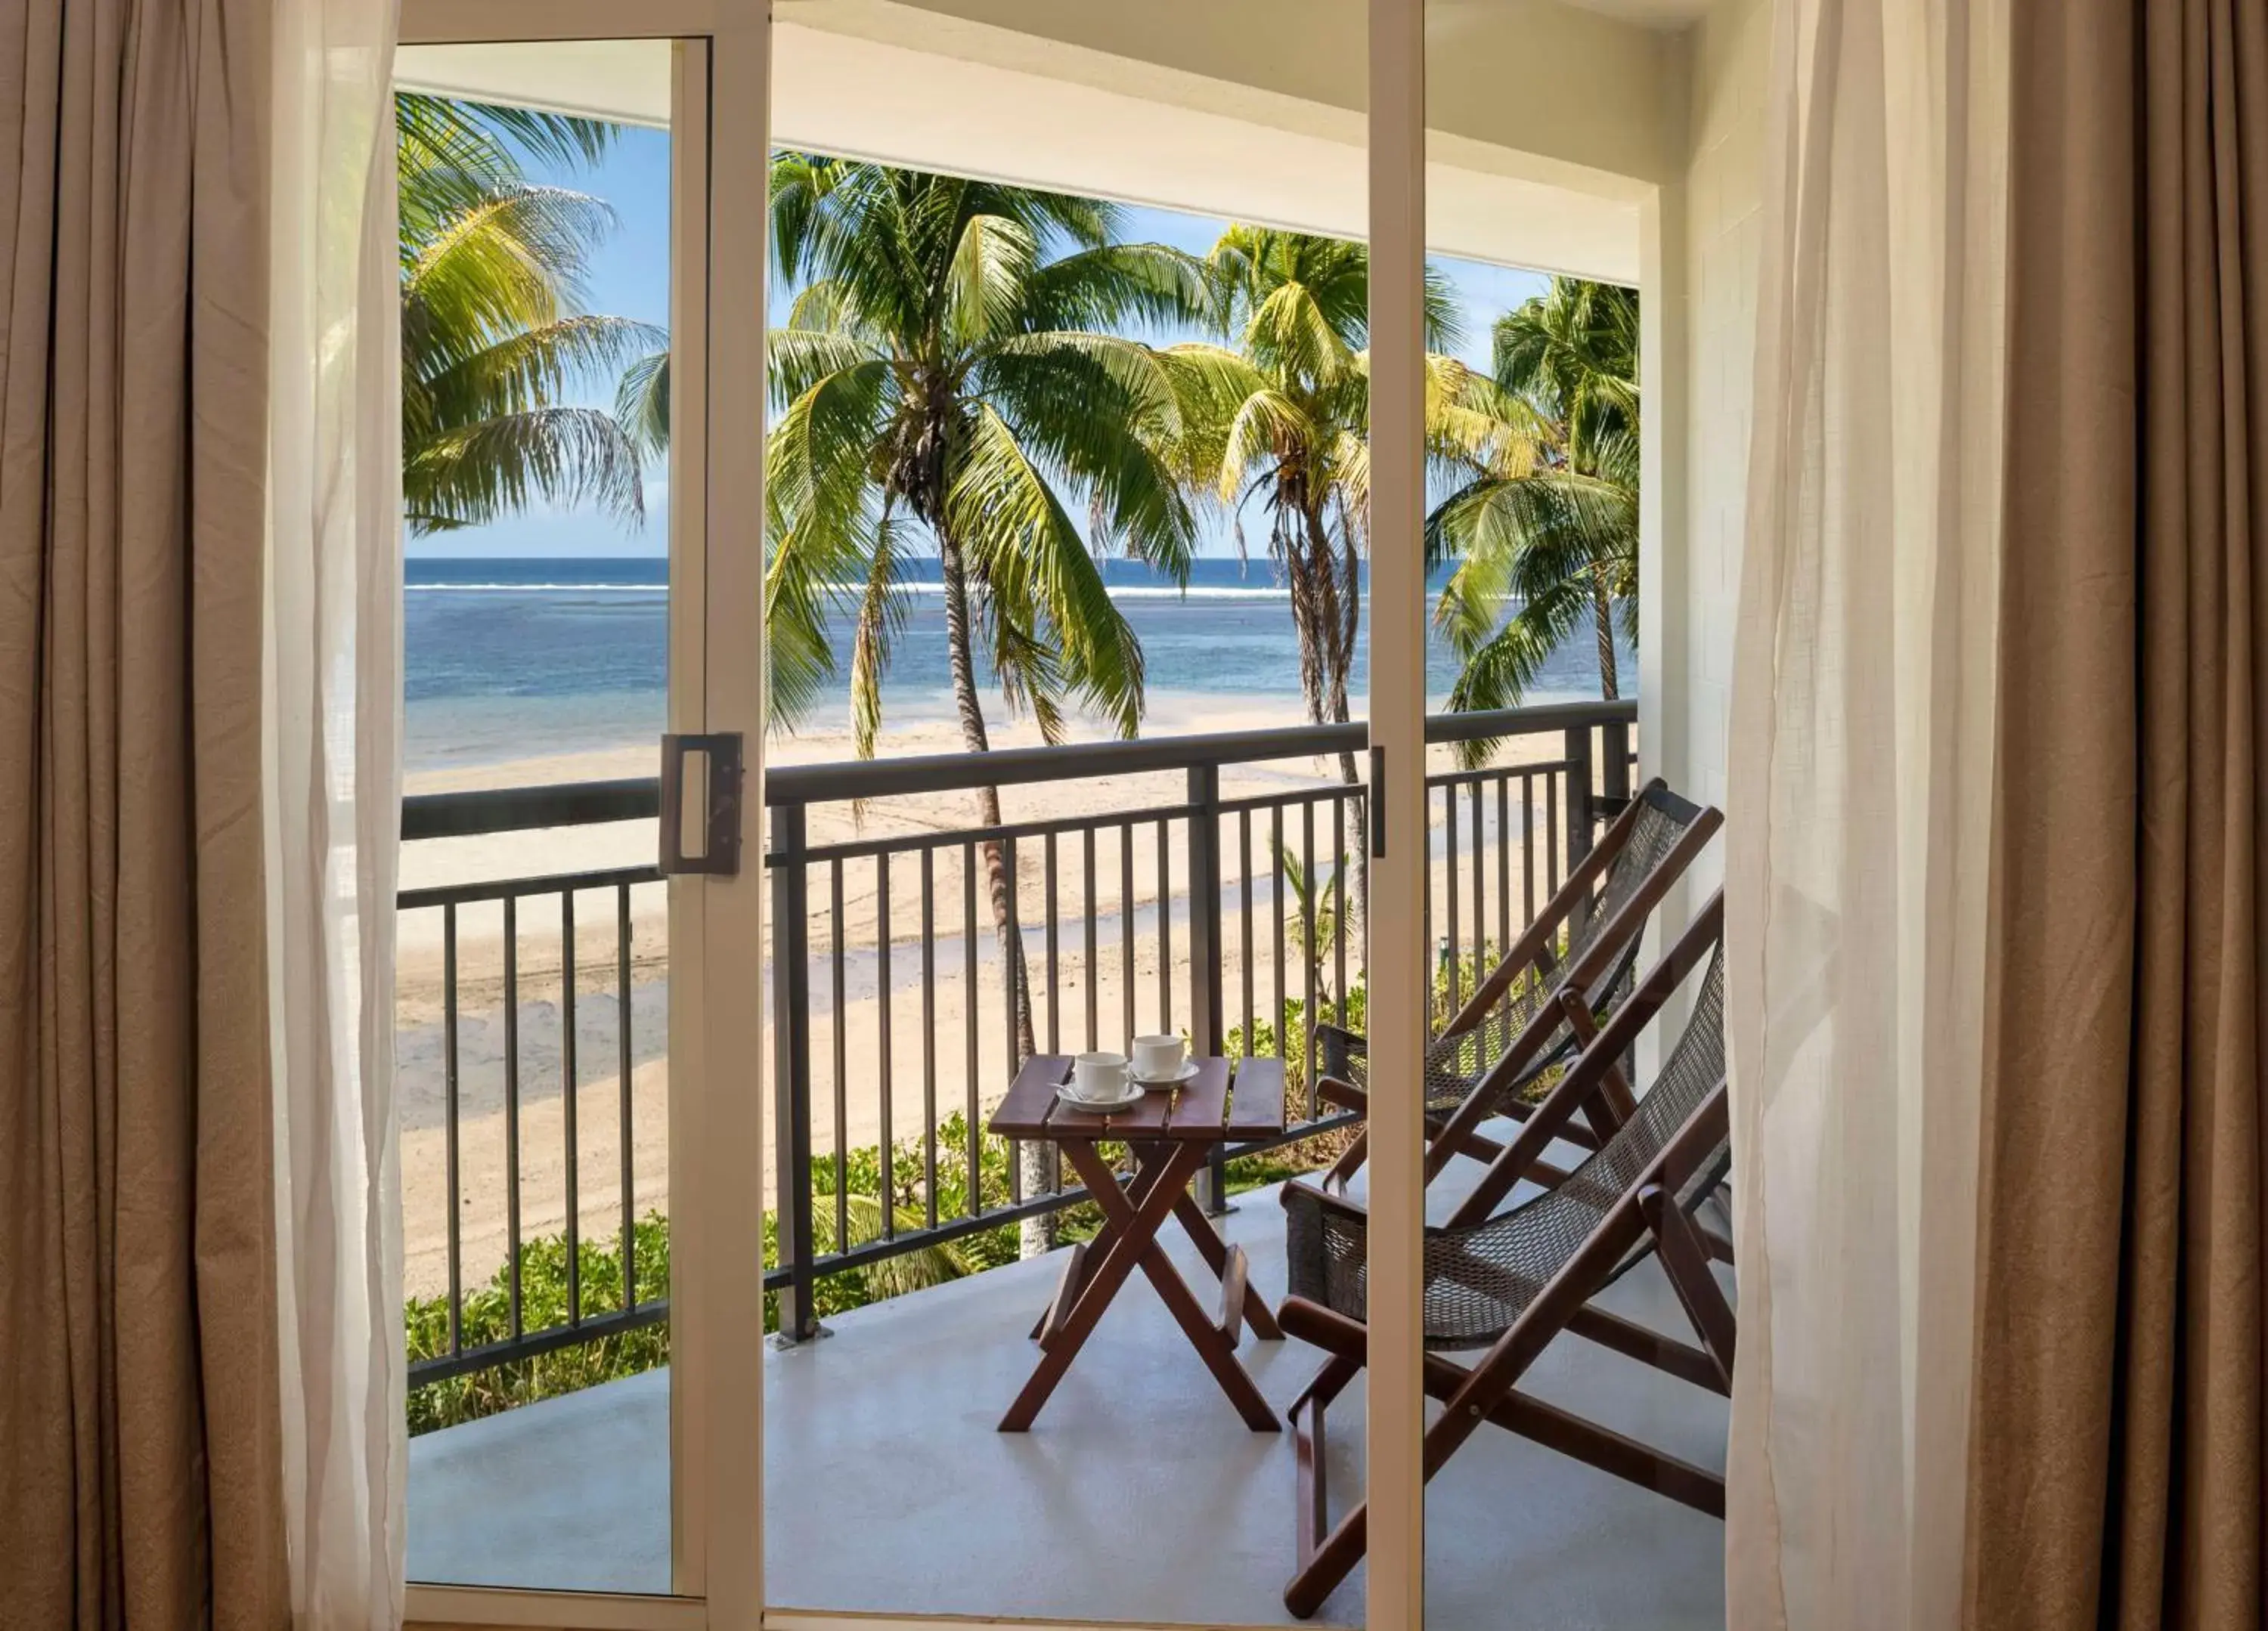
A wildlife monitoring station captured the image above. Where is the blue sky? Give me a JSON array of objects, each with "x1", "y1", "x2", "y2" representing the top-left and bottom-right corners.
[{"x1": 411, "y1": 126, "x2": 1550, "y2": 559}]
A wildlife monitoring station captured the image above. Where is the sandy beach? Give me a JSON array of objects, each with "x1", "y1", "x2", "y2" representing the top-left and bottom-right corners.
[{"x1": 395, "y1": 700, "x2": 1580, "y2": 1299}]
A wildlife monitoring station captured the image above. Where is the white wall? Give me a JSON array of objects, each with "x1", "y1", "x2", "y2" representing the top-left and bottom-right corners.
[
  {"x1": 1662, "y1": 0, "x2": 1767, "y2": 886},
  {"x1": 796, "y1": 0, "x2": 1685, "y2": 186}
]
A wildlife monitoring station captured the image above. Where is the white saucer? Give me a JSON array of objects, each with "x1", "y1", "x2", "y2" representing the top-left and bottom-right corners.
[
  {"x1": 1057, "y1": 1082, "x2": 1145, "y2": 1115},
  {"x1": 1132, "y1": 1059, "x2": 1201, "y2": 1088}
]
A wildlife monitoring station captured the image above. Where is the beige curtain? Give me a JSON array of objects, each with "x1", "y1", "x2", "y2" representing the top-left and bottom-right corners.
[
  {"x1": 0, "y1": 2, "x2": 290, "y2": 1627},
  {"x1": 1969, "y1": 0, "x2": 2266, "y2": 1623},
  {"x1": 1724, "y1": 0, "x2": 2010, "y2": 1623},
  {"x1": 264, "y1": 0, "x2": 405, "y2": 1621}
]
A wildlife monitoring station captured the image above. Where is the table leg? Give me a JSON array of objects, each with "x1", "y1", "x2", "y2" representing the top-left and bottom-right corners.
[
  {"x1": 1027, "y1": 1140, "x2": 1278, "y2": 1432},
  {"x1": 1024, "y1": 1145, "x2": 1176, "y2": 1340},
  {"x1": 998, "y1": 1139, "x2": 1194, "y2": 1431},
  {"x1": 1170, "y1": 1188, "x2": 1283, "y2": 1342}
]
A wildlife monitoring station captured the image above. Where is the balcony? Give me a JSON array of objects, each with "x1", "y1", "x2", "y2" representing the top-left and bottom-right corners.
[
  {"x1": 409, "y1": 1168, "x2": 1726, "y2": 1627},
  {"x1": 398, "y1": 701, "x2": 1728, "y2": 1627}
]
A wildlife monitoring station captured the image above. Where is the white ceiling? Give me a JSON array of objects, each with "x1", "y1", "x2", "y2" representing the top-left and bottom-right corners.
[{"x1": 397, "y1": 17, "x2": 1646, "y2": 283}]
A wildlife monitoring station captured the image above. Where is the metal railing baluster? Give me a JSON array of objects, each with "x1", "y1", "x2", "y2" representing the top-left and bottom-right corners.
[
  {"x1": 617, "y1": 882, "x2": 634, "y2": 1311},
  {"x1": 1120, "y1": 825, "x2": 1134, "y2": 1050},
  {"x1": 1155, "y1": 816, "x2": 1170, "y2": 1033},
  {"x1": 1498, "y1": 775, "x2": 1512, "y2": 972},
  {"x1": 503, "y1": 896, "x2": 522, "y2": 1340},
  {"x1": 832, "y1": 859, "x2": 848, "y2": 1260},
  {"x1": 1271, "y1": 806, "x2": 1284, "y2": 1062},
  {"x1": 1331, "y1": 795, "x2": 1347, "y2": 1027},
  {"x1": 1445, "y1": 781, "x2": 1461, "y2": 1011},
  {"x1": 921, "y1": 848, "x2": 937, "y2": 1230},
  {"x1": 1043, "y1": 834, "x2": 1058, "y2": 1057},
  {"x1": 562, "y1": 889, "x2": 579, "y2": 1326},
  {"x1": 962, "y1": 843, "x2": 980, "y2": 1220},
  {"x1": 769, "y1": 804, "x2": 817, "y2": 1340},
  {"x1": 1002, "y1": 834, "x2": 1021, "y2": 1207},
  {"x1": 443, "y1": 904, "x2": 461, "y2": 1355},
  {"x1": 1470, "y1": 781, "x2": 1486, "y2": 977},
  {"x1": 1082, "y1": 828, "x2": 1098, "y2": 1050},
  {"x1": 877, "y1": 853, "x2": 894, "y2": 1241},
  {"x1": 1302, "y1": 797, "x2": 1317, "y2": 1113},
  {"x1": 1239, "y1": 808, "x2": 1254, "y2": 1054},
  {"x1": 398, "y1": 701, "x2": 1637, "y2": 1388}
]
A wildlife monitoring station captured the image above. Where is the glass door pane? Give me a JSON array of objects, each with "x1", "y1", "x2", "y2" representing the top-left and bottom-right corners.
[
  {"x1": 755, "y1": 4, "x2": 1383, "y2": 1624},
  {"x1": 1421, "y1": 7, "x2": 1721, "y2": 1629},
  {"x1": 392, "y1": 36, "x2": 691, "y2": 1595}
]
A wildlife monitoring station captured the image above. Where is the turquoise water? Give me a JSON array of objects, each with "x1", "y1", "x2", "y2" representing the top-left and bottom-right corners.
[{"x1": 403, "y1": 556, "x2": 1631, "y2": 772}]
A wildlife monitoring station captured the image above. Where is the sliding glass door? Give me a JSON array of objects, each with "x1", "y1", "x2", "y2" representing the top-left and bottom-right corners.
[
  {"x1": 393, "y1": 5, "x2": 769, "y2": 1620},
  {"x1": 391, "y1": 4, "x2": 1433, "y2": 1629}
]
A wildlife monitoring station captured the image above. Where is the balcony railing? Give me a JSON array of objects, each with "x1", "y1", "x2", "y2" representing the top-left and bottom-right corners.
[{"x1": 398, "y1": 699, "x2": 1635, "y2": 1385}]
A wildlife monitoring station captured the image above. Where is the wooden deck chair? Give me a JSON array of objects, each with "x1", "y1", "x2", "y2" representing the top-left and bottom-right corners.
[
  {"x1": 1312, "y1": 780, "x2": 1720, "y2": 1194},
  {"x1": 1276, "y1": 892, "x2": 1733, "y2": 1620}
]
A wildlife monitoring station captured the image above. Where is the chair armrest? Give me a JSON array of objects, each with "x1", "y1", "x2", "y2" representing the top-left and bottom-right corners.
[
  {"x1": 1315, "y1": 1075, "x2": 1368, "y2": 1114},
  {"x1": 1281, "y1": 1174, "x2": 1370, "y2": 1224}
]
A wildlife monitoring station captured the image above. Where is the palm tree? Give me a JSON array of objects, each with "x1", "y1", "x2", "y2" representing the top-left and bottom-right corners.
[
  {"x1": 398, "y1": 93, "x2": 662, "y2": 535},
  {"x1": 1163, "y1": 226, "x2": 1489, "y2": 916},
  {"x1": 761, "y1": 155, "x2": 1208, "y2": 1249},
  {"x1": 1277, "y1": 840, "x2": 1349, "y2": 1006},
  {"x1": 1428, "y1": 277, "x2": 1638, "y2": 725}
]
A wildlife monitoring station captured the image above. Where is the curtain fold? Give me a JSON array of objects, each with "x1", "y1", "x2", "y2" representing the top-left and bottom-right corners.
[
  {"x1": 1969, "y1": 0, "x2": 2266, "y2": 1623},
  {"x1": 1724, "y1": 0, "x2": 2010, "y2": 1624},
  {"x1": 0, "y1": 2, "x2": 290, "y2": 1626},
  {"x1": 264, "y1": 0, "x2": 405, "y2": 1625}
]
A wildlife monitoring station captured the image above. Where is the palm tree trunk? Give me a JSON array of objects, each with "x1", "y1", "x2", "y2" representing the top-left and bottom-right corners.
[
  {"x1": 1590, "y1": 559, "x2": 1620, "y2": 701},
  {"x1": 1321, "y1": 509, "x2": 1371, "y2": 955},
  {"x1": 940, "y1": 536, "x2": 1049, "y2": 1256}
]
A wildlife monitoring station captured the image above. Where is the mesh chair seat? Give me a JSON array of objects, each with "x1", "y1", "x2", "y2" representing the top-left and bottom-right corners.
[
  {"x1": 1287, "y1": 944, "x2": 1726, "y2": 1351},
  {"x1": 1315, "y1": 789, "x2": 1704, "y2": 1119}
]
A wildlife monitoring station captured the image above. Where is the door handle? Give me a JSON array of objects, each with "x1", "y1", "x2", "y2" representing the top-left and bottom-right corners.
[
  {"x1": 1369, "y1": 745, "x2": 1387, "y2": 857},
  {"x1": 658, "y1": 732, "x2": 744, "y2": 876}
]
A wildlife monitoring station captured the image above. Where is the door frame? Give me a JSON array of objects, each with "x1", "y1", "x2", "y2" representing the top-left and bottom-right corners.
[
  {"x1": 392, "y1": 3, "x2": 1430, "y2": 1628},
  {"x1": 395, "y1": 3, "x2": 767, "y2": 1626}
]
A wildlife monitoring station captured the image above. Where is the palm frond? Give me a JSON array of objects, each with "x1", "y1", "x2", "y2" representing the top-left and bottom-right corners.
[
  {"x1": 615, "y1": 350, "x2": 671, "y2": 461},
  {"x1": 947, "y1": 405, "x2": 1147, "y2": 738},
  {"x1": 403, "y1": 407, "x2": 646, "y2": 534}
]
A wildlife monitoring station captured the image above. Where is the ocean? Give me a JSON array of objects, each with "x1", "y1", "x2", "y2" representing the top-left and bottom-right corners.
[{"x1": 404, "y1": 556, "x2": 1633, "y2": 774}]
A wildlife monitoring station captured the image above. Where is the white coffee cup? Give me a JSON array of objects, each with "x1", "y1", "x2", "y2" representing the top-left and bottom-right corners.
[
  {"x1": 1071, "y1": 1051, "x2": 1130, "y2": 1102},
  {"x1": 1131, "y1": 1033, "x2": 1185, "y2": 1082}
]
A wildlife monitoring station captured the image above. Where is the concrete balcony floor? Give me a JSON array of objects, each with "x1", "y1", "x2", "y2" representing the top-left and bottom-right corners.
[{"x1": 410, "y1": 1153, "x2": 1730, "y2": 1629}]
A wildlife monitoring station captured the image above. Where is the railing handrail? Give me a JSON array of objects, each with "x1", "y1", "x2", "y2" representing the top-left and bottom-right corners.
[{"x1": 399, "y1": 698, "x2": 1637, "y2": 840}]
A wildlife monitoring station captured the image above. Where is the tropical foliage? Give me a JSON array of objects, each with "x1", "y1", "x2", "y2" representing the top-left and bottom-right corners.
[
  {"x1": 760, "y1": 157, "x2": 1216, "y2": 1251},
  {"x1": 398, "y1": 93, "x2": 661, "y2": 535},
  {"x1": 1429, "y1": 277, "x2": 1639, "y2": 724},
  {"x1": 406, "y1": 1112, "x2": 1325, "y2": 1434},
  {"x1": 1160, "y1": 227, "x2": 1481, "y2": 768}
]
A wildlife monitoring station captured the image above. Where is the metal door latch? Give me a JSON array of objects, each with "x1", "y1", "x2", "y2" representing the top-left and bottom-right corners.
[{"x1": 658, "y1": 732, "x2": 744, "y2": 876}]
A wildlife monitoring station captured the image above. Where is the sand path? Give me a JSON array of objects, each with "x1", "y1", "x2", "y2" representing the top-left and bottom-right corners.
[{"x1": 396, "y1": 710, "x2": 1579, "y2": 1298}]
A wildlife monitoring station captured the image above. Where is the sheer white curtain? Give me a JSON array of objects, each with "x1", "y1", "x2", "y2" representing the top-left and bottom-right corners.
[
  {"x1": 1724, "y1": 1, "x2": 2008, "y2": 1625},
  {"x1": 265, "y1": 0, "x2": 404, "y2": 1624}
]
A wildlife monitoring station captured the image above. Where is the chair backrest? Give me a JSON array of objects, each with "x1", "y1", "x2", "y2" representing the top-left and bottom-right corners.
[
  {"x1": 1558, "y1": 939, "x2": 1725, "y2": 1215},
  {"x1": 1410, "y1": 932, "x2": 1727, "y2": 1347},
  {"x1": 1564, "y1": 784, "x2": 1715, "y2": 975}
]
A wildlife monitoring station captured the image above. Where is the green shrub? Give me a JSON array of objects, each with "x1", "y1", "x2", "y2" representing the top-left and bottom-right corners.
[{"x1": 409, "y1": 1069, "x2": 1356, "y2": 1434}]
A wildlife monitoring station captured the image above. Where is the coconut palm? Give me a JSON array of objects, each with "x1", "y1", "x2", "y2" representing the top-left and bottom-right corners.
[
  {"x1": 761, "y1": 155, "x2": 1209, "y2": 1247},
  {"x1": 1428, "y1": 277, "x2": 1638, "y2": 728},
  {"x1": 1277, "y1": 840, "x2": 1349, "y2": 1005},
  {"x1": 1163, "y1": 229, "x2": 1467, "y2": 768},
  {"x1": 1162, "y1": 227, "x2": 1497, "y2": 921},
  {"x1": 398, "y1": 93, "x2": 662, "y2": 534}
]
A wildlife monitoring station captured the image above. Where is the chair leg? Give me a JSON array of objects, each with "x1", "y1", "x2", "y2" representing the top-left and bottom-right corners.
[
  {"x1": 1288, "y1": 1354, "x2": 1359, "y2": 1599},
  {"x1": 1641, "y1": 1185, "x2": 1737, "y2": 1385}
]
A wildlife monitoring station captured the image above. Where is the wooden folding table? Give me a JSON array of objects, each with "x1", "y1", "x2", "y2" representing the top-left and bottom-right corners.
[{"x1": 987, "y1": 1053, "x2": 1287, "y2": 1432}]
